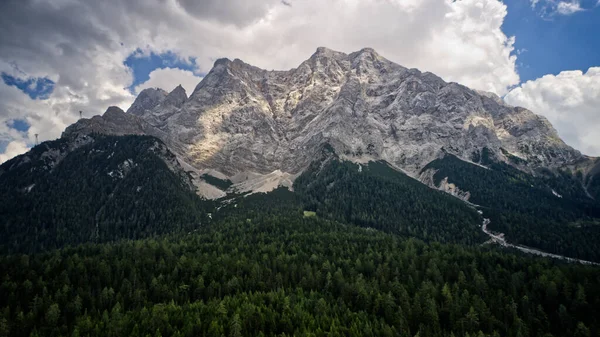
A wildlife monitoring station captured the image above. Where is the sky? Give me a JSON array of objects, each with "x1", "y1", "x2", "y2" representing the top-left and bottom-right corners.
[{"x1": 0, "y1": 0, "x2": 599, "y2": 163}]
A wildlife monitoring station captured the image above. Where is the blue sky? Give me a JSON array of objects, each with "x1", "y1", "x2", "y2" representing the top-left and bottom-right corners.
[
  {"x1": 1, "y1": 72, "x2": 54, "y2": 100},
  {"x1": 7, "y1": 119, "x2": 30, "y2": 132},
  {"x1": 124, "y1": 50, "x2": 200, "y2": 93},
  {"x1": 0, "y1": 119, "x2": 29, "y2": 152},
  {"x1": 1, "y1": 49, "x2": 200, "y2": 103},
  {"x1": 503, "y1": 0, "x2": 600, "y2": 83}
]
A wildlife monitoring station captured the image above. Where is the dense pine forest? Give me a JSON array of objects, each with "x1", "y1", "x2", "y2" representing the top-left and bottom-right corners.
[
  {"x1": 1, "y1": 205, "x2": 599, "y2": 337},
  {"x1": 0, "y1": 135, "x2": 212, "y2": 254},
  {"x1": 423, "y1": 153, "x2": 600, "y2": 262},
  {"x1": 585, "y1": 161, "x2": 600, "y2": 201},
  {"x1": 294, "y1": 156, "x2": 485, "y2": 245}
]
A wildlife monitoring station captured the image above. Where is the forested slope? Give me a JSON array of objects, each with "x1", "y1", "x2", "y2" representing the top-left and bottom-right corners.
[
  {"x1": 294, "y1": 152, "x2": 485, "y2": 245},
  {"x1": 585, "y1": 159, "x2": 600, "y2": 201},
  {"x1": 0, "y1": 135, "x2": 212, "y2": 253},
  {"x1": 1, "y1": 206, "x2": 599, "y2": 337},
  {"x1": 1, "y1": 140, "x2": 600, "y2": 337},
  {"x1": 422, "y1": 154, "x2": 600, "y2": 262}
]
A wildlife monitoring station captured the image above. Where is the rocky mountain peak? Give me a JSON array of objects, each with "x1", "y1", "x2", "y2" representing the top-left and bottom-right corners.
[
  {"x1": 349, "y1": 47, "x2": 380, "y2": 61},
  {"x1": 213, "y1": 57, "x2": 232, "y2": 67},
  {"x1": 63, "y1": 105, "x2": 161, "y2": 140},
  {"x1": 63, "y1": 47, "x2": 587, "y2": 197},
  {"x1": 104, "y1": 106, "x2": 127, "y2": 118},
  {"x1": 127, "y1": 87, "x2": 168, "y2": 116},
  {"x1": 312, "y1": 46, "x2": 348, "y2": 59},
  {"x1": 358, "y1": 47, "x2": 376, "y2": 54},
  {"x1": 163, "y1": 85, "x2": 187, "y2": 108}
]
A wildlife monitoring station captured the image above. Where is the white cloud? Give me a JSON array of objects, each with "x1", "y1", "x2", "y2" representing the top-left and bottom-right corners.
[
  {"x1": 134, "y1": 68, "x2": 202, "y2": 96},
  {"x1": 191, "y1": 0, "x2": 520, "y2": 95},
  {"x1": 0, "y1": 0, "x2": 521, "y2": 161},
  {"x1": 531, "y1": 0, "x2": 586, "y2": 16},
  {"x1": 0, "y1": 141, "x2": 29, "y2": 163},
  {"x1": 505, "y1": 67, "x2": 600, "y2": 156},
  {"x1": 556, "y1": 1, "x2": 584, "y2": 14}
]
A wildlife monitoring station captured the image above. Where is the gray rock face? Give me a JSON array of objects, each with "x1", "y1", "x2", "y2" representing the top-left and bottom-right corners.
[
  {"x1": 66, "y1": 47, "x2": 586, "y2": 180},
  {"x1": 126, "y1": 88, "x2": 168, "y2": 116},
  {"x1": 63, "y1": 106, "x2": 166, "y2": 139},
  {"x1": 163, "y1": 85, "x2": 187, "y2": 108}
]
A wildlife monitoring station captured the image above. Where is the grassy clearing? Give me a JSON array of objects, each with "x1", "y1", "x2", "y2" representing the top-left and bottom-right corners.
[{"x1": 303, "y1": 210, "x2": 317, "y2": 218}]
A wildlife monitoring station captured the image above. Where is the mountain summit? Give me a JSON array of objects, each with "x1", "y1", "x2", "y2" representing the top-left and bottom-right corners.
[{"x1": 64, "y1": 47, "x2": 587, "y2": 196}]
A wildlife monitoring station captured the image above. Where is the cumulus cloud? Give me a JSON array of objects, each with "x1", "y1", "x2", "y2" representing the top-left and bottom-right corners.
[
  {"x1": 0, "y1": 141, "x2": 29, "y2": 163},
  {"x1": 195, "y1": 0, "x2": 519, "y2": 95},
  {"x1": 0, "y1": 0, "x2": 521, "y2": 162},
  {"x1": 505, "y1": 67, "x2": 600, "y2": 156},
  {"x1": 0, "y1": 76, "x2": 75, "y2": 159},
  {"x1": 134, "y1": 68, "x2": 202, "y2": 96}
]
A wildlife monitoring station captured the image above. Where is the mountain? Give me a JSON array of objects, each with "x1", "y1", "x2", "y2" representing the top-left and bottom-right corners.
[
  {"x1": 63, "y1": 106, "x2": 163, "y2": 138},
  {"x1": 126, "y1": 87, "x2": 169, "y2": 116},
  {"x1": 2, "y1": 47, "x2": 600, "y2": 337},
  {"x1": 65, "y1": 47, "x2": 587, "y2": 196},
  {"x1": 8, "y1": 46, "x2": 600, "y2": 257},
  {"x1": 0, "y1": 133, "x2": 211, "y2": 253}
]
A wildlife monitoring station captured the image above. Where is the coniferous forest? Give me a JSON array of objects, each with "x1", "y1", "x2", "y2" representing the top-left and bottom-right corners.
[
  {"x1": 1, "y1": 136, "x2": 600, "y2": 337},
  {"x1": 1, "y1": 206, "x2": 600, "y2": 337},
  {"x1": 0, "y1": 135, "x2": 213, "y2": 254},
  {"x1": 423, "y1": 153, "x2": 600, "y2": 262},
  {"x1": 294, "y1": 158, "x2": 485, "y2": 245}
]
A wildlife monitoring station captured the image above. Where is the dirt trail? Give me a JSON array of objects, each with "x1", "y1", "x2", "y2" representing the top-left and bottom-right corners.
[{"x1": 481, "y1": 218, "x2": 599, "y2": 266}]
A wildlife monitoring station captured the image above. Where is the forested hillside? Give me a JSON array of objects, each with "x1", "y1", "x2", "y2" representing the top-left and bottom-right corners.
[
  {"x1": 1, "y1": 137, "x2": 600, "y2": 337},
  {"x1": 585, "y1": 160, "x2": 600, "y2": 201},
  {"x1": 1, "y1": 206, "x2": 599, "y2": 337},
  {"x1": 294, "y1": 152, "x2": 485, "y2": 245},
  {"x1": 422, "y1": 154, "x2": 600, "y2": 262},
  {"x1": 3, "y1": 135, "x2": 598, "y2": 262},
  {"x1": 0, "y1": 135, "x2": 212, "y2": 254}
]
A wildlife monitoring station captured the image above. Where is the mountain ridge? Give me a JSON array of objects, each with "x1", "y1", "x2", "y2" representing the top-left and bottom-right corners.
[{"x1": 63, "y1": 47, "x2": 591, "y2": 198}]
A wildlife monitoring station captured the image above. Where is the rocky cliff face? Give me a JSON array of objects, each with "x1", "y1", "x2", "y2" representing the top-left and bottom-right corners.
[
  {"x1": 126, "y1": 88, "x2": 168, "y2": 116},
  {"x1": 64, "y1": 47, "x2": 587, "y2": 195}
]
